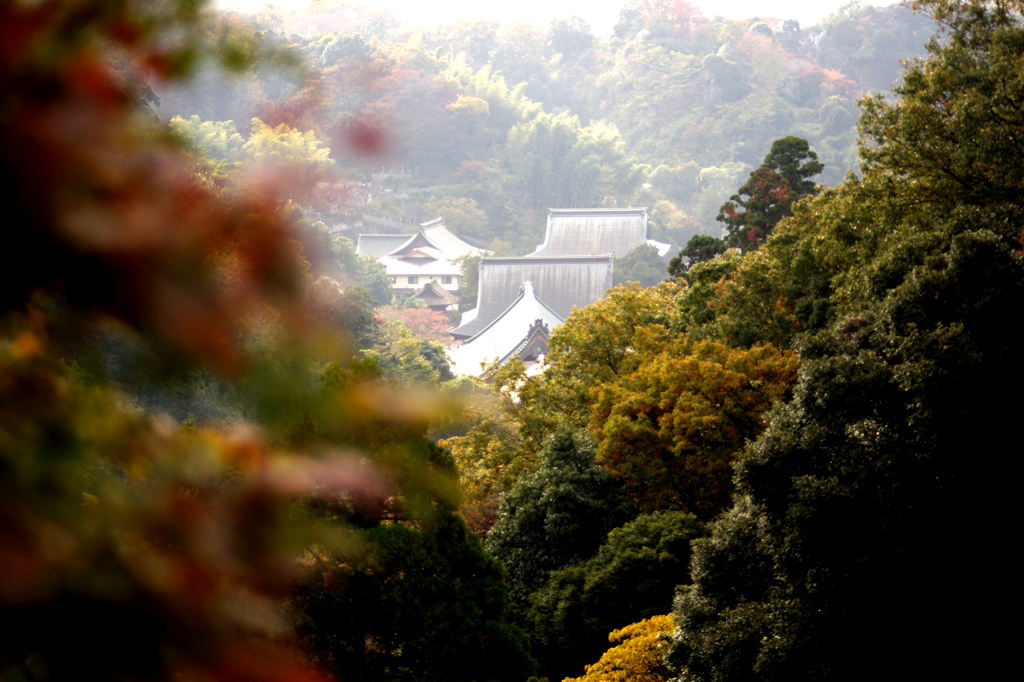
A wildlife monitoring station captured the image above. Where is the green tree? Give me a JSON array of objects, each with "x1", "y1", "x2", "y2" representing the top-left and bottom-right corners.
[
  {"x1": 169, "y1": 115, "x2": 245, "y2": 160},
  {"x1": 456, "y1": 254, "x2": 481, "y2": 311},
  {"x1": 307, "y1": 276, "x2": 381, "y2": 350},
  {"x1": 358, "y1": 255, "x2": 391, "y2": 304},
  {"x1": 669, "y1": 229, "x2": 1024, "y2": 682},
  {"x1": 422, "y1": 196, "x2": 489, "y2": 242},
  {"x1": 613, "y1": 244, "x2": 669, "y2": 287},
  {"x1": 593, "y1": 339, "x2": 798, "y2": 517},
  {"x1": 528, "y1": 512, "x2": 706, "y2": 680},
  {"x1": 243, "y1": 117, "x2": 334, "y2": 188},
  {"x1": 328, "y1": 234, "x2": 392, "y2": 304},
  {"x1": 361, "y1": 320, "x2": 452, "y2": 385},
  {"x1": 440, "y1": 363, "x2": 538, "y2": 535},
  {"x1": 668, "y1": 234, "x2": 726, "y2": 276},
  {"x1": 718, "y1": 136, "x2": 823, "y2": 249},
  {"x1": 0, "y1": 4, "x2": 459, "y2": 681},
  {"x1": 291, "y1": 508, "x2": 534, "y2": 682},
  {"x1": 504, "y1": 111, "x2": 641, "y2": 209},
  {"x1": 546, "y1": 16, "x2": 594, "y2": 59},
  {"x1": 484, "y1": 429, "x2": 634, "y2": 610},
  {"x1": 702, "y1": 54, "x2": 751, "y2": 103},
  {"x1": 538, "y1": 281, "x2": 683, "y2": 426},
  {"x1": 668, "y1": 3, "x2": 1024, "y2": 679},
  {"x1": 0, "y1": 1, "x2": 462, "y2": 675}
]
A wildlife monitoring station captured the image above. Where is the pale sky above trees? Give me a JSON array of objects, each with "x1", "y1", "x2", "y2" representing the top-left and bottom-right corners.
[{"x1": 216, "y1": 0, "x2": 903, "y2": 34}]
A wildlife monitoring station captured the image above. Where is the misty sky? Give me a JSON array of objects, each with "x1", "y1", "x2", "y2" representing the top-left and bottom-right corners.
[{"x1": 216, "y1": 0, "x2": 905, "y2": 34}]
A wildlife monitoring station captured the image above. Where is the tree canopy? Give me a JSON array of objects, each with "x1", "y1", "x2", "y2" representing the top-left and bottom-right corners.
[
  {"x1": 291, "y1": 509, "x2": 534, "y2": 682},
  {"x1": 565, "y1": 614, "x2": 675, "y2": 682},
  {"x1": 4, "y1": 1, "x2": 1014, "y2": 680},
  {"x1": 528, "y1": 512, "x2": 705, "y2": 679},
  {"x1": 667, "y1": 2, "x2": 1024, "y2": 680},
  {"x1": 718, "y1": 136, "x2": 823, "y2": 249},
  {"x1": 0, "y1": 3, "x2": 473, "y2": 680},
  {"x1": 484, "y1": 429, "x2": 634, "y2": 609}
]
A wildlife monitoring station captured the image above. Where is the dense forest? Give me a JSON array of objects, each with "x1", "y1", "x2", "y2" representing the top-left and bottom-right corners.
[{"x1": 0, "y1": 1, "x2": 1018, "y2": 681}]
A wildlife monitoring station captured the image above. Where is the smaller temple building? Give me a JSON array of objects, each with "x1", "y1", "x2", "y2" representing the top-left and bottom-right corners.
[
  {"x1": 356, "y1": 218, "x2": 488, "y2": 300},
  {"x1": 448, "y1": 283, "x2": 560, "y2": 377}
]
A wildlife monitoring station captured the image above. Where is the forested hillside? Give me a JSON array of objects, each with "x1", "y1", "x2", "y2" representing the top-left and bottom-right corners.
[
  {"x1": 1, "y1": 1, "x2": 1017, "y2": 682},
  {"x1": 158, "y1": 0, "x2": 935, "y2": 251}
]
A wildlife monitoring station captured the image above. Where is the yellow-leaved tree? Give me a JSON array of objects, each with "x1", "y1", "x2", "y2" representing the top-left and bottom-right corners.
[{"x1": 564, "y1": 614, "x2": 674, "y2": 682}]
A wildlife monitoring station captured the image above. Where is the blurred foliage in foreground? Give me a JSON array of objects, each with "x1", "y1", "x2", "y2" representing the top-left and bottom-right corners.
[{"x1": 0, "y1": 2, "x2": 527, "y2": 680}]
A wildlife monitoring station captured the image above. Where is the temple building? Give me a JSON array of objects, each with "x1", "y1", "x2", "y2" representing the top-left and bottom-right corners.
[
  {"x1": 450, "y1": 255, "x2": 613, "y2": 340},
  {"x1": 437, "y1": 207, "x2": 678, "y2": 377},
  {"x1": 448, "y1": 207, "x2": 678, "y2": 377},
  {"x1": 355, "y1": 233, "x2": 412, "y2": 259},
  {"x1": 356, "y1": 217, "x2": 488, "y2": 299},
  {"x1": 448, "y1": 283, "x2": 561, "y2": 376},
  {"x1": 405, "y1": 280, "x2": 458, "y2": 311}
]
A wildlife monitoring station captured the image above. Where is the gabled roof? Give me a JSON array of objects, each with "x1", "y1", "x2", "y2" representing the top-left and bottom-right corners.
[
  {"x1": 356, "y1": 233, "x2": 413, "y2": 258},
  {"x1": 448, "y1": 282, "x2": 563, "y2": 376},
  {"x1": 531, "y1": 208, "x2": 649, "y2": 258},
  {"x1": 450, "y1": 255, "x2": 613, "y2": 338},
  {"x1": 356, "y1": 218, "x2": 487, "y2": 265},
  {"x1": 387, "y1": 217, "x2": 488, "y2": 260},
  {"x1": 393, "y1": 245, "x2": 447, "y2": 262},
  {"x1": 419, "y1": 217, "x2": 490, "y2": 258},
  {"x1": 498, "y1": 318, "x2": 552, "y2": 367},
  {"x1": 407, "y1": 280, "x2": 458, "y2": 307}
]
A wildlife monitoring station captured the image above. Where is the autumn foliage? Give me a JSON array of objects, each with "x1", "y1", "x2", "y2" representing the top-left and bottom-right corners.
[
  {"x1": 593, "y1": 339, "x2": 798, "y2": 517},
  {"x1": 565, "y1": 615, "x2": 674, "y2": 682},
  {"x1": 0, "y1": 2, "x2": 461, "y2": 680}
]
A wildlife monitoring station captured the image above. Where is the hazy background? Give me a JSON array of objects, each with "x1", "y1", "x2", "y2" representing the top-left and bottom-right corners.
[{"x1": 216, "y1": 0, "x2": 904, "y2": 33}]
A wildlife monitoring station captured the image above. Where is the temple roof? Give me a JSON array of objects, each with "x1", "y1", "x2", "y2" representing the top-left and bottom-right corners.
[
  {"x1": 448, "y1": 282, "x2": 563, "y2": 376},
  {"x1": 646, "y1": 239, "x2": 672, "y2": 257},
  {"x1": 421, "y1": 217, "x2": 487, "y2": 257},
  {"x1": 356, "y1": 233, "x2": 413, "y2": 258},
  {"x1": 387, "y1": 217, "x2": 488, "y2": 260},
  {"x1": 357, "y1": 217, "x2": 488, "y2": 262},
  {"x1": 450, "y1": 255, "x2": 613, "y2": 338},
  {"x1": 531, "y1": 207, "x2": 650, "y2": 258},
  {"x1": 407, "y1": 280, "x2": 458, "y2": 307},
  {"x1": 498, "y1": 318, "x2": 552, "y2": 369}
]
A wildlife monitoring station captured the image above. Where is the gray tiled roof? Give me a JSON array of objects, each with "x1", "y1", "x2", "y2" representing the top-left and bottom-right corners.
[
  {"x1": 357, "y1": 218, "x2": 489, "y2": 261},
  {"x1": 356, "y1": 233, "x2": 413, "y2": 258},
  {"x1": 531, "y1": 208, "x2": 649, "y2": 257},
  {"x1": 448, "y1": 282, "x2": 562, "y2": 376},
  {"x1": 451, "y1": 255, "x2": 613, "y2": 338}
]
